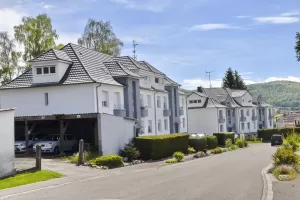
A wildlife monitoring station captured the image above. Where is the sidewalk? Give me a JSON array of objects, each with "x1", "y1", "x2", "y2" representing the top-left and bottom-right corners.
[{"x1": 273, "y1": 175, "x2": 300, "y2": 200}]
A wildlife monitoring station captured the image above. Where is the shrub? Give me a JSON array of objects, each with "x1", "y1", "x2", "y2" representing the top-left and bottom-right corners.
[
  {"x1": 206, "y1": 136, "x2": 218, "y2": 149},
  {"x1": 240, "y1": 134, "x2": 245, "y2": 141},
  {"x1": 285, "y1": 133, "x2": 300, "y2": 152},
  {"x1": 119, "y1": 140, "x2": 140, "y2": 162},
  {"x1": 173, "y1": 152, "x2": 184, "y2": 161},
  {"x1": 193, "y1": 151, "x2": 206, "y2": 158},
  {"x1": 213, "y1": 132, "x2": 235, "y2": 146},
  {"x1": 249, "y1": 136, "x2": 260, "y2": 142},
  {"x1": 258, "y1": 128, "x2": 300, "y2": 142},
  {"x1": 222, "y1": 148, "x2": 228, "y2": 153},
  {"x1": 282, "y1": 140, "x2": 293, "y2": 151},
  {"x1": 230, "y1": 145, "x2": 238, "y2": 150},
  {"x1": 210, "y1": 147, "x2": 222, "y2": 154},
  {"x1": 188, "y1": 146, "x2": 196, "y2": 154},
  {"x1": 273, "y1": 148, "x2": 299, "y2": 166},
  {"x1": 67, "y1": 151, "x2": 98, "y2": 164},
  {"x1": 225, "y1": 138, "x2": 232, "y2": 148},
  {"x1": 244, "y1": 140, "x2": 248, "y2": 147},
  {"x1": 135, "y1": 133, "x2": 189, "y2": 160},
  {"x1": 236, "y1": 139, "x2": 244, "y2": 148},
  {"x1": 94, "y1": 155, "x2": 124, "y2": 169},
  {"x1": 165, "y1": 159, "x2": 178, "y2": 164},
  {"x1": 273, "y1": 165, "x2": 297, "y2": 181},
  {"x1": 189, "y1": 136, "x2": 207, "y2": 151}
]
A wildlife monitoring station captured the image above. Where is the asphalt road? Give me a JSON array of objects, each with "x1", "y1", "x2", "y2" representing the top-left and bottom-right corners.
[{"x1": 1, "y1": 143, "x2": 276, "y2": 200}]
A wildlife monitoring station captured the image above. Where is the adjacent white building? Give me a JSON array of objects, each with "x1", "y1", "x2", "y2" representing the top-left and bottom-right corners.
[
  {"x1": 187, "y1": 87, "x2": 273, "y2": 137},
  {"x1": 0, "y1": 44, "x2": 187, "y2": 154}
]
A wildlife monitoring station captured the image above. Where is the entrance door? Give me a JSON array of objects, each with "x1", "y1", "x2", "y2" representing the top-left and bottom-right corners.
[{"x1": 175, "y1": 123, "x2": 179, "y2": 133}]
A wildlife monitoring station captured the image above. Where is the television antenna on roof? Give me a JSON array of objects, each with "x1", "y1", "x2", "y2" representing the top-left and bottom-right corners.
[
  {"x1": 133, "y1": 40, "x2": 138, "y2": 60},
  {"x1": 206, "y1": 71, "x2": 214, "y2": 88}
]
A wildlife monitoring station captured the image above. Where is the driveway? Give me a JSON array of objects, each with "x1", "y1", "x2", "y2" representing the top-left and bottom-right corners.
[{"x1": 1, "y1": 143, "x2": 275, "y2": 200}]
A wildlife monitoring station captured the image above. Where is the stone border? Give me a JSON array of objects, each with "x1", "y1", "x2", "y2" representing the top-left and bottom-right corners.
[{"x1": 261, "y1": 163, "x2": 273, "y2": 200}]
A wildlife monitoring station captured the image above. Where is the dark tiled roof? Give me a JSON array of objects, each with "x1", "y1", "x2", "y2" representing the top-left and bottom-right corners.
[
  {"x1": 30, "y1": 49, "x2": 72, "y2": 62},
  {"x1": 104, "y1": 61, "x2": 140, "y2": 78},
  {"x1": 138, "y1": 61, "x2": 164, "y2": 74},
  {"x1": 204, "y1": 88, "x2": 228, "y2": 103},
  {"x1": 113, "y1": 56, "x2": 148, "y2": 72},
  {"x1": 164, "y1": 76, "x2": 180, "y2": 86}
]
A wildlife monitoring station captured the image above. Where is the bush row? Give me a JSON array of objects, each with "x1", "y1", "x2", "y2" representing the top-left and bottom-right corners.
[
  {"x1": 135, "y1": 133, "x2": 189, "y2": 160},
  {"x1": 258, "y1": 128, "x2": 300, "y2": 142},
  {"x1": 189, "y1": 136, "x2": 218, "y2": 151},
  {"x1": 213, "y1": 132, "x2": 235, "y2": 146}
]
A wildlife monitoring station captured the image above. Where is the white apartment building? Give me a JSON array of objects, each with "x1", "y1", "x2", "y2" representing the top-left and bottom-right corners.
[{"x1": 187, "y1": 87, "x2": 273, "y2": 137}]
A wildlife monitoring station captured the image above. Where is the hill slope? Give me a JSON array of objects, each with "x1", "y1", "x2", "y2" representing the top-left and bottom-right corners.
[{"x1": 248, "y1": 81, "x2": 300, "y2": 110}]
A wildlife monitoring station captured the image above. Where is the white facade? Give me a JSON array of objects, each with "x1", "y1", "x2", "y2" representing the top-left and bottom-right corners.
[
  {"x1": 140, "y1": 89, "x2": 155, "y2": 135},
  {"x1": 179, "y1": 94, "x2": 188, "y2": 133},
  {"x1": 0, "y1": 109, "x2": 15, "y2": 178}
]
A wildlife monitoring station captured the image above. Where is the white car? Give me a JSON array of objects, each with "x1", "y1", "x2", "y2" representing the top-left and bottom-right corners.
[
  {"x1": 15, "y1": 133, "x2": 46, "y2": 153},
  {"x1": 33, "y1": 134, "x2": 77, "y2": 154}
]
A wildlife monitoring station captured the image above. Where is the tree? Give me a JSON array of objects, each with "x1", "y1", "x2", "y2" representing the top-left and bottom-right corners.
[
  {"x1": 0, "y1": 32, "x2": 21, "y2": 84},
  {"x1": 55, "y1": 43, "x2": 64, "y2": 50},
  {"x1": 78, "y1": 19, "x2": 123, "y2": 56},
  {"x1": 222, "y1": 67, "x2": 247, "y2": 90},
  {"x1": 14, "y1": 14, "x2": 58, "y2": 62},
  {"x1": 234, "y1": 70, "x2": 247, "y2": 90},
  {"x1": 296, "y1": 32, "x2": 300, "y2": 61},
  {"x1": 222, "y1": 67, "x2": 235, "y2": 89}
]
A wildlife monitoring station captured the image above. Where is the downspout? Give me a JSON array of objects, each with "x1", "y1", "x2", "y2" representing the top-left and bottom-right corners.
[{"x1": 154, "y1": 91, "x2": 158, "y2": 135}]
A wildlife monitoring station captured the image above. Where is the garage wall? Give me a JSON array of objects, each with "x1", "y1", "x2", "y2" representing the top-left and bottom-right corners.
[
  {"x1": 0, "y1": 109, "x2": 15, "y2": 178},
  {"x1": 0, "y1": 84, "x2": 95, "y2": 116},
  {"x1": 100, "y1": 113, "x2": 135, "y2": 155}
]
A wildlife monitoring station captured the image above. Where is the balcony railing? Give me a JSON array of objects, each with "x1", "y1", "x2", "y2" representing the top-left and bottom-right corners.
[
  {"x1": 218, "y1": 117, "x2": 225, "y2": 123},
  {"x1": 180, "y1": 107, "x2": 184, "y2": 116},
  {"x1": 240, "y1": 116, "x2": 246, "y2": 122},
  {"x1": 113, "y1": 104, "x2": 126, "y2": 117},
  {"x1": 163, "y1": 109, "x2": 171, "y2": 116},
  {"x1": 141, "y1": 106, "x2": 148, "y2": 117}
]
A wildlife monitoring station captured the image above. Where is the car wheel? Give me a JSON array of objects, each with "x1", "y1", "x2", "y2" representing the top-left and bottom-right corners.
[{"x1": 54, "y1": 146, "x2": 60, "y2": 155}]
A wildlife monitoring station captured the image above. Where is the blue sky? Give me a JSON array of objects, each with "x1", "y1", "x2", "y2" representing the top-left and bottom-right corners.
[{"x1": 1, "y1": 0, "x2": 300, "y2": 89}]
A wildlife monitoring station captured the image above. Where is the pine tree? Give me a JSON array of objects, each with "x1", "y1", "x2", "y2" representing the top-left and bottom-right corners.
[
  {"x1": 222, "y1": 67, "x2": 235, "y2": 88},
  {"x1": 234, "y1": 70, "x2": 247, "y2": 90}
]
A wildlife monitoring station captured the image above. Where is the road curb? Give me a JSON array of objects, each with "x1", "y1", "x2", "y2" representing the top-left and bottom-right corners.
[{"x1": 261, "y1": 163, "x2": 273, "y2": 200}]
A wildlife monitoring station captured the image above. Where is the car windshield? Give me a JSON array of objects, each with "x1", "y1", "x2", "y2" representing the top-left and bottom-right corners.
[
  {"x1": 272, "y1": 135, "x2": 282, "y2": 140},
  {"x1": 42, "y1": 135, "x2": 59, "y2": 141}
]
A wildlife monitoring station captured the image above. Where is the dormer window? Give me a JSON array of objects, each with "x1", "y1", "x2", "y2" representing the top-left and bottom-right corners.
[
  {"x1": 36, "y1": 66, "x2": 56, "y2": 75},
  {"x1": 155, "y1": 77, "x2": 159, "y2": 83}
]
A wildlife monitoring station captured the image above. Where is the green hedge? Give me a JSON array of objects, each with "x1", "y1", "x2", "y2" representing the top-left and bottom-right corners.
[
  {"x1": 94, "y1": 155, "x2": 124, "y2": 169},
  {"x1": 258, "y1": 128, "x2": 300, "y2": 142},
  {"x1": 213, "y1": 132, "x2": 235, "y2": 146},
  {"x1": 135, "y1": 133, "x2": 189, "y2": 160},
  {"x1": 189, "y1": 136, "x2": 207, "y2": 151},
  {"x1": 206, "y1": 136, "x2": 218, "y2": 149}
]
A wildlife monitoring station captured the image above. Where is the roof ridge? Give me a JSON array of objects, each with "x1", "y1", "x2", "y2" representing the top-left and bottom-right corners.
[{"x1": 68, "y1": 43, "x2": 113, "y2": 57}]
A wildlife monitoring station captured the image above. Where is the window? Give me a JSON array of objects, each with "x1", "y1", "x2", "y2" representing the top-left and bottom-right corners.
[
  {"x1": 157, "y1": 96, "x2": 161, "y2": 108},
  {"x1": 102, "y1": 91, "x2": 109, "y2": 107},
  {"x1": 241, "y1": 123, "x2": 245, "y2": 130},
  {"x1": 163, "y1": 96, "x2": 167, "y2": 109},
  {"x1": 164, "y1": 119, "x2": 168, "y2": 130},
  {"x1": 269, "y1": 109, "x2": 271, "y2": 116},
  {"x1": 220, "y1": 125, "x2": 224, "y2": 132},
  {"x1": 197, "y1": 100, "x2": 201, "y2": 103},
  {"x1": 147, "y1": 95, "x2": 152, "y2": 108},
  {"x1": 219, "y1": 110, "x2": 223, "y2": 118},
  {"x1": 183, "y1": 118, "x2": 186, "y2": 128},
  {"x1": 140, "y1": 94, "x2": 144, "y2": 107},
  {"x1": 247, "y1": 122, "x2": 250, "y2": 130},
  {"x1": 232, "y1": 110, "x2": 235, "y2": 117},
  {"x1": 269, "y1": 120, "x2": 272, "y2": 127},
  {"x1": 50, "y1": 66, "x2": 56, "y2": 73},
  {"x1": 241, "y1": 109, "x2": 244, "y2": 117},
  {"x1": 44, "y1": 93, "x2": 48, "y2": 106},
  {"x1": 227, "y1": 110, "x2": 230, "y2": 117},
  {"x1": 252, "y1": 109, "x2": 255, "y2": 117},
  {"x1": 43, "y1": 67, "x2": 49, "y2": 74},
  {"x1": 247, "y1": 109, "x2": 249, "y2": 116},
  {"x1": 182, "y1": 98, "x2": 184, "y2": 107},
  {"x1": 193, "y1": 100, "x2": 197, "y2": 103},
  {"x1": 158, "y1": 120, "x2": 162, "y2": 131},
  {"x1": 259, "y1": 109, "x2": 261, "y2": 115},
  {"x1": 148, "y1": 120, "x2": 152, "y2": 133},
  {"x1": 36, "y1": 68, "x2": 42, "y2": 75},
  {"x1": 155, "y1": 77, "x2": 159, "y2": 83},
  {"x1": 114, "y1": 92, "x2": 121, "y2": 107},
  {"x1": 189, "y1": 100, "x2": 193, "y2": 104}
]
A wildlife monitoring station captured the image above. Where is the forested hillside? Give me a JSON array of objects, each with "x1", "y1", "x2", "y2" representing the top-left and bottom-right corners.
[{"x1": 248, "y1": 81, "x2": 300, "y2": 110}]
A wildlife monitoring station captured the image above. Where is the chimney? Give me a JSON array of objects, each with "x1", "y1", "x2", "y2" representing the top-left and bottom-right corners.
[{"x1": 197, "y1": 86, "x2": 203, "y2": 93}]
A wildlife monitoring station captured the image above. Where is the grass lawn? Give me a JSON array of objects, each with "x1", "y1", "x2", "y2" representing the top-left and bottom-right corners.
[
  {"x1": 0, "y1": 170, "x2": 63, "y2": 190},
  {"x1": 247, "y1": 141, "x2": 263, "y2": 144}
]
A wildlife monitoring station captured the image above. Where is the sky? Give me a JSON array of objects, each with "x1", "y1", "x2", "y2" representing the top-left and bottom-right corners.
[{"x1": 0, "y1": 0, "x2": 300, "y2": 89}]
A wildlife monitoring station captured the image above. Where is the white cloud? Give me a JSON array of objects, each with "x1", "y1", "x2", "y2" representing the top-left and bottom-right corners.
[
  {"x1": 254, "y1": 16, "x2": 299, "y2": 24},
  {"x1": 190, "y1": 24, "x2": 239, "y2": 31},
  {"x1": 43, "y1": 4, "x2": 55, "y2": 9},
  {"x1": 236, "y1": 15, "x2": 250, "y2": 19},
  {"x1": 281, "y1": 11, "x2": 300, "y2": 17},
  {"x1": 120, "y1": 36, "x2": 154, "y2": 45},
  {"x1": 56, "y1": 32, "x2": 81, "y2": 45},
  {"x1": 109, "y1": 0, "x2": 171, "y2": 12},
  {"x1": 0, "y1": 8, "x2": 26, "y2": 36},
  {"x1": 264, "y1": 76, "x2": 300, "y2": 83}
]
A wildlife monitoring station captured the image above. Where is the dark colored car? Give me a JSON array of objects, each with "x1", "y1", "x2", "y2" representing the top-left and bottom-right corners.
[{"x1": 271, "y1": 134, "x2": 283, "y2": 146}]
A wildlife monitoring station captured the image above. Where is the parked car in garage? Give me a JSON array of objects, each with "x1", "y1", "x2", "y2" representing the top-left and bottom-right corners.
[
  {"x1": 33, "y1": 134, "x2": 77, "y2": 154},
  {"x1": 15, "y1": 133, "x2": 46, "y2": 152}
]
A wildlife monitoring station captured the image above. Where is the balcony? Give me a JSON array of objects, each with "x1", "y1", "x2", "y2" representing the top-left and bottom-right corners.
[
  {"x1": 240, "y1": 116, "x2": 246, "y2": 122},
  {"x1": 179, "y1": 107, "x2": 184, "y2": 116},
  {"x1": 252, "y1": 116, "x2": 258, "y2": 121},
  {"x1": 163, "y1": 109, "x2": 171, "y2": 116},
  {"x1": 218, "y1": 117, "x2": 225, "y2": 123},
  {"x1": 113, "y1": 105, "x2": 126, "y2": 117},
  {"x1": 141, "y1": 107, "x2": 148, "y2": 117}
]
